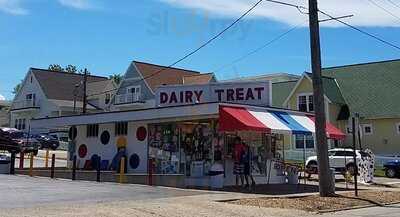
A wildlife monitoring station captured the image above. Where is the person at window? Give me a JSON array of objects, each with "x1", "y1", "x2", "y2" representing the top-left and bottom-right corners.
[
  {"x1": 233, "y1": 136, "x2": 245, "y2": 188},
  {"x1": 243, "y1": 143, "x2": 256, "y2": 189}
]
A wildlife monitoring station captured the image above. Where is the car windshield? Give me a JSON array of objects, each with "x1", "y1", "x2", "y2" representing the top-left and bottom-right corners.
[{"x1": 10, "y1": 131, "x2": 26, "y2": 139}]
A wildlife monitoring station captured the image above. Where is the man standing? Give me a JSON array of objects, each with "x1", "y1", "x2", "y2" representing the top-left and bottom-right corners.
[{"x1": 233, "y1": 137, "x2": 245, "y2": 188}]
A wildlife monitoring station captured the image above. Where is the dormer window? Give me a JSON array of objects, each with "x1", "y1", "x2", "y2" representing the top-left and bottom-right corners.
[
  {"x1": 297, "y1": 93, "x2": 314, "y2": 112},
  {"x1": 127, "y1": 86, "x2": 141, "y2": 102}
]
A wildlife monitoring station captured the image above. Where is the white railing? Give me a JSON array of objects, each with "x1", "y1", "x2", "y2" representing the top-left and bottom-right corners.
[
  {"x1": 13, "y1": 99, "x2": 40, "y2": 110},
  {"x1": 115, "y1": 93, "x2": 141, "y2": 104}
]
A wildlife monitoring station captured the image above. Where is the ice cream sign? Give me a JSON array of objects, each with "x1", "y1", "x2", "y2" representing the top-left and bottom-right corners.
[{"x1": 155, "y1": 81, "x2": 271, "y2": 107}]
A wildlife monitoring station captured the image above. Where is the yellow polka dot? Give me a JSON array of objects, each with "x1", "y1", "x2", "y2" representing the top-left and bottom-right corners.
[{"x1": 116, "y1": 137, "x2": 127, "y2": 148}]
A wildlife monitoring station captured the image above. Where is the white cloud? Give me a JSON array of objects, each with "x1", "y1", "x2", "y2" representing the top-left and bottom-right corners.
[
  {"x1": 58, "y1": 0, "x2": 94, "y2": 10},
  {"x1": 159, "y1": 0, "x2": 400, "y2": 27},
  {"x1": 0, "y1": 94, "x2": 5, "y2": 101},
  {"x1": 0, "y1": 0, "x2": 28, "y2": 15}
]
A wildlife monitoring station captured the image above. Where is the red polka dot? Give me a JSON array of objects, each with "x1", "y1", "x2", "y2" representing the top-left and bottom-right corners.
[
  {"x1": 136, "y1": 126, "x2": 147, "y2": 141},
  {"x1": 78, "y1": 144, "x2": 87, "y2": 158}
]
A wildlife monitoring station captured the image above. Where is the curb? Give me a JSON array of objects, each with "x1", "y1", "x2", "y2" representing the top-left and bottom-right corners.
[{"x1": 318, "y1": 201, "x2": 400, "y2": 213}]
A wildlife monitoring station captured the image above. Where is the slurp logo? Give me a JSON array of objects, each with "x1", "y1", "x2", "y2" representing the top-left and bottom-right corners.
[{"x1": 156, "y1": 81, "x2": 271, "y2": 107}]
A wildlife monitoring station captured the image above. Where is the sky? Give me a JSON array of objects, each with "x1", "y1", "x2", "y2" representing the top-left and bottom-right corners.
[{"x1": 1, "y1": 0, "x2": 400, "y2": 100}]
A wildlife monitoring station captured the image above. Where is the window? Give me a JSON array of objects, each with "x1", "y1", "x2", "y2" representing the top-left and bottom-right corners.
[
  {"x1": 86, "y1": 124, "x2": 99, "y2": 137},
  {"x1": 115, "y1": 122, "x2": 128, "y2": 136},
  {"x1": 297, "y1": 94, "x2": 314, "y2": 112},
  {"x1": 105, "y1": 93, "x2": 111, "y2": 105},
  {"x1": 362, "y1": 124, "x2": 373, "y2": 135},
  {"x1": 295, "y1": 134, "x2": 314, "y2": 149},
  {"x1": 127, "y1": 86, "x2": 141, "y2": 102},
  {"x1": 14, "y1": 118, "x2": 26, "y2": 130},
  {"x1": 396, "y1": 123, "x2": 400, "y2": 135}
]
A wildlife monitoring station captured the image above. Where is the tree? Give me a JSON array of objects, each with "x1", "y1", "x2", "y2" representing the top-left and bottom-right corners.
[
  {"x1": 12, "y1": 80, "x2": 23, "y2": 95},
  {"x1": 65, "y1": 65, "x2": 78, "y2": 74},
  {"x1": 109, "y1": 74, "x2": 122, "y2": 85},
  {"x1": 48, "y1": 64, "x2": 64, "y2": 72}
]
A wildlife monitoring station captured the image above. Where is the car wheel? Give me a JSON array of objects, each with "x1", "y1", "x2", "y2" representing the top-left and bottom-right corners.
[
  {"x1": 346, "y1": 164, "x2": 356, "y2": 176},
  {"x1": 386, "y1": 168, "x2": 397, "y2": 178}
]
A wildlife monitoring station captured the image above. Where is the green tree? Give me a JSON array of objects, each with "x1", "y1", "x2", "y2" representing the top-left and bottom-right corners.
[
  {"x1": 109, "y1": 74, "x2": 122, "y2": 85},
  {"x1": 12, "y1": 80, "x2": 23, "y2": 95},
  {"x1": 65, "y1": 65, "x2": 78, "y2": 73},
  {"x1": 48, "y1": 64, "x2": 64, "y2": 72}
]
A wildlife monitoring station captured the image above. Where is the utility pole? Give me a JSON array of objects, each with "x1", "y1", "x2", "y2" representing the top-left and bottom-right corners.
[
  {"x1": 308, "y1": 0, "x2": 335, "y2": 196},
  {"x1": 82, "y1": 68, "x2": 88, "y2": 114}
]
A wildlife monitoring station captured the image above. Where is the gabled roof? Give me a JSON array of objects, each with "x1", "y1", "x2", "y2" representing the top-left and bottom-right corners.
[
  {"x1": 133, "y1": 61, "x2": 211, "y2": 92},
  {"x1": 305, "y1": 72, "x2": 346, "y2": 104},
  {"x1": 272, "y1": 80, "x2": 298, "y2": 107},
  {"x1": 183, "y1": 73, "x2": 215, "y2": 85},
  {"x1": 86, "y1": 80, "x2": 116, "y2": 97},
  {"x1": 322, "y1": 59, "x2": 400, "y2": 119},
  {"x1": 222, "y1": 73, "x2": 300, "y2": 83},
  {"x1": 31, "y1": 68, "x2": 109, "y2": 101}
]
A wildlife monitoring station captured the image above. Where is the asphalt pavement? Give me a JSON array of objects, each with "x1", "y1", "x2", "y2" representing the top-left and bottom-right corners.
[{"x1": 0, "y1": 174, "x2": 207, "y2": 209}]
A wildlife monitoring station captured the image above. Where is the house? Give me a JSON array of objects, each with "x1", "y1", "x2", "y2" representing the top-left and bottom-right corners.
[
  {"x1": 0, "y1": 100, "x2": 10, "y2": 127},
  {"x1": 10, "y1": 68, "x2": 117, "y2": 134},
  {"x1": 112, "y1": 61, "x2": 216, "y2": 111},
  {"x1": 281, "y1": 59, "x2": 400, "y2": 157}
]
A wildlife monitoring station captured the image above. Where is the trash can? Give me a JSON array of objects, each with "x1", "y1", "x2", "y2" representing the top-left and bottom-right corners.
[
  {"x1": 0, "y1": 158, "x2": 11, "y2": 174},
  {"x1": 287, "y1": 166, "x2": 299, "y2": 184},
  {"x1": 209, "y1": 163, "x2": 224, "y2": 189}
]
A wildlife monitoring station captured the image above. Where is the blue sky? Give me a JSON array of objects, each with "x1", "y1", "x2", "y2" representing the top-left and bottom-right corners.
[{"x1": 1, "y1": 0, "x2": 400, "y2": 100}]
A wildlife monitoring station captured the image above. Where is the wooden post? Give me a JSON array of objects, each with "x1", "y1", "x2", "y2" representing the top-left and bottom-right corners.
[
  {"x1": 10, "y1": 152, "x2": 16, "y2": 175},
  {"x1": 96, "y1": 157, "x2": 101, "y2": 182},
  {"x1": 19, "y1": 152, "x2": 24, "y2": 169},
  {"x1": 45, "y1": 149, "x2": 49, "y2": 168},
  {"x1": 119, "y1": 157, "x2": 126, "y2": 184},
  {"x1": 72, "y1": 155, "x2": 77, "y2": 181},
  {"x1": 29, "y1": 153, "x2": 34, "y2": 177},
  {"x1": 308, "y1": 0, "x2": 335, "y2": 196},
  {"x1": 50, "y1": 154, "x2": 55, "y2": 179}
]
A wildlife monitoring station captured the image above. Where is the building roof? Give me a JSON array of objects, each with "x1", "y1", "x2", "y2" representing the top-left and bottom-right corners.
[
  {"x1": 305, "y1": 72, "x2": 346, "y2": 104},
  {"x1": 222, "y1": 73, "x2": 300, "y2": 83},
  {"x1": 272, "y1": 80, "x2": 298, "y2": 107},
  {"x1": 31, "y1": 68, "x2": 109, "y2": 102},
  {"x1": 86, "y1": 80, "x2": 116, "y2": 97},
  {"x1": 134, "y1": 61, "x2": 210, "y2": 92},
  {"x1": 183, "y1": 73, "x2": 215, "y2": 85},
  {"x1": 322, "y1": 59, "x2": 400, "y2": 119}
]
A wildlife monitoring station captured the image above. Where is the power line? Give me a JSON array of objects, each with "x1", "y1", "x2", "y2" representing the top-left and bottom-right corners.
[
  {"x1": 87, "y1": 0, "x2": 264, "y2": 97},
  {"x1": 212, "y1": 24, "x2": 302, "y2": 73},
  {"x1": 368, "y1": 0, "x2": 400, "y2": 22},
  {"x1": 387, "y1": 0, "x2": 400, "y2": 9},
  {"x1": 318, "y1": 9, "x2": 400, "y2": 51}
]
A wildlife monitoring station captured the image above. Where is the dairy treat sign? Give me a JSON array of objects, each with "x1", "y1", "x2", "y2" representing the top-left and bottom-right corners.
[{"x1": 155, "y1": 81, "x2": 271, "y2": 107}]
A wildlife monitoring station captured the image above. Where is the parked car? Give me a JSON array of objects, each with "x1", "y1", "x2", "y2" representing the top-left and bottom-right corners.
[
  {"x1": 0, "y1": 128, "x2": 21, "y2": 153},
  {"x1": 34, "y1": 134, "x2": 60, "y2": 150},
  {"x1": 0, "y1": 128, "x2": 39, "y2": 155},
  {"x1": 0, "y1": 154, "x2": 11, "y2": 161},
  {"x1": 306, "y1": 148, "x2": 371, "y2": 176},
  {"x1": 383, "y1": 160, "x2": 400, "y2": 178}
]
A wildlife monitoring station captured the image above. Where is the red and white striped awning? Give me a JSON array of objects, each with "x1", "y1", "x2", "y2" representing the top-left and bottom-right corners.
[{"x1": 219, "y1": 105, "x2": 345, "y2": 140}]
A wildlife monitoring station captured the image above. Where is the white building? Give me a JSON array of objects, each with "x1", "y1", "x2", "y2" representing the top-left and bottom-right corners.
[{"x1": 10, "y1": 68, "x2": 116, "y2": 134}]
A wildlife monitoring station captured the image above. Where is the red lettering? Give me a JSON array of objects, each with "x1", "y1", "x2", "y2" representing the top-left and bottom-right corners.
[
  {"x1": 226, "y1": 89, "x2": 235, "y2": 101},
  {"x1": 194, "y1": 90, "x2": 203, "y2": 103},
  {"x1": 245, "y1": 88, "x2": 255, "y2": 100},
  {"x1": 185, "y1": 91, "x2": 193, "y2": 103},
  {"x1": 236, "y1": 88, "x2": 244, "y2": 101},
  {"x1": 160, "y1": 92, "x2": 168, "y2": 104},
  {"x1": 214, "y1": 89, "x2": 224, "y2": 101},
  {"x1": 254, "y1": 87, "x2": 265, "y2": 99},
  {"x1": 169, "y1": 92, "x2": 178, "y2": 104}
]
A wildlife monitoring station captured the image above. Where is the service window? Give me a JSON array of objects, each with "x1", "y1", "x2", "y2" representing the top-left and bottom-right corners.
[
  {"x1": 86, "y1": 124, "x2": 99, "y2": 138},
  {"x1": 115, "y1": 122, "x2": 128, "y2": 136}
]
